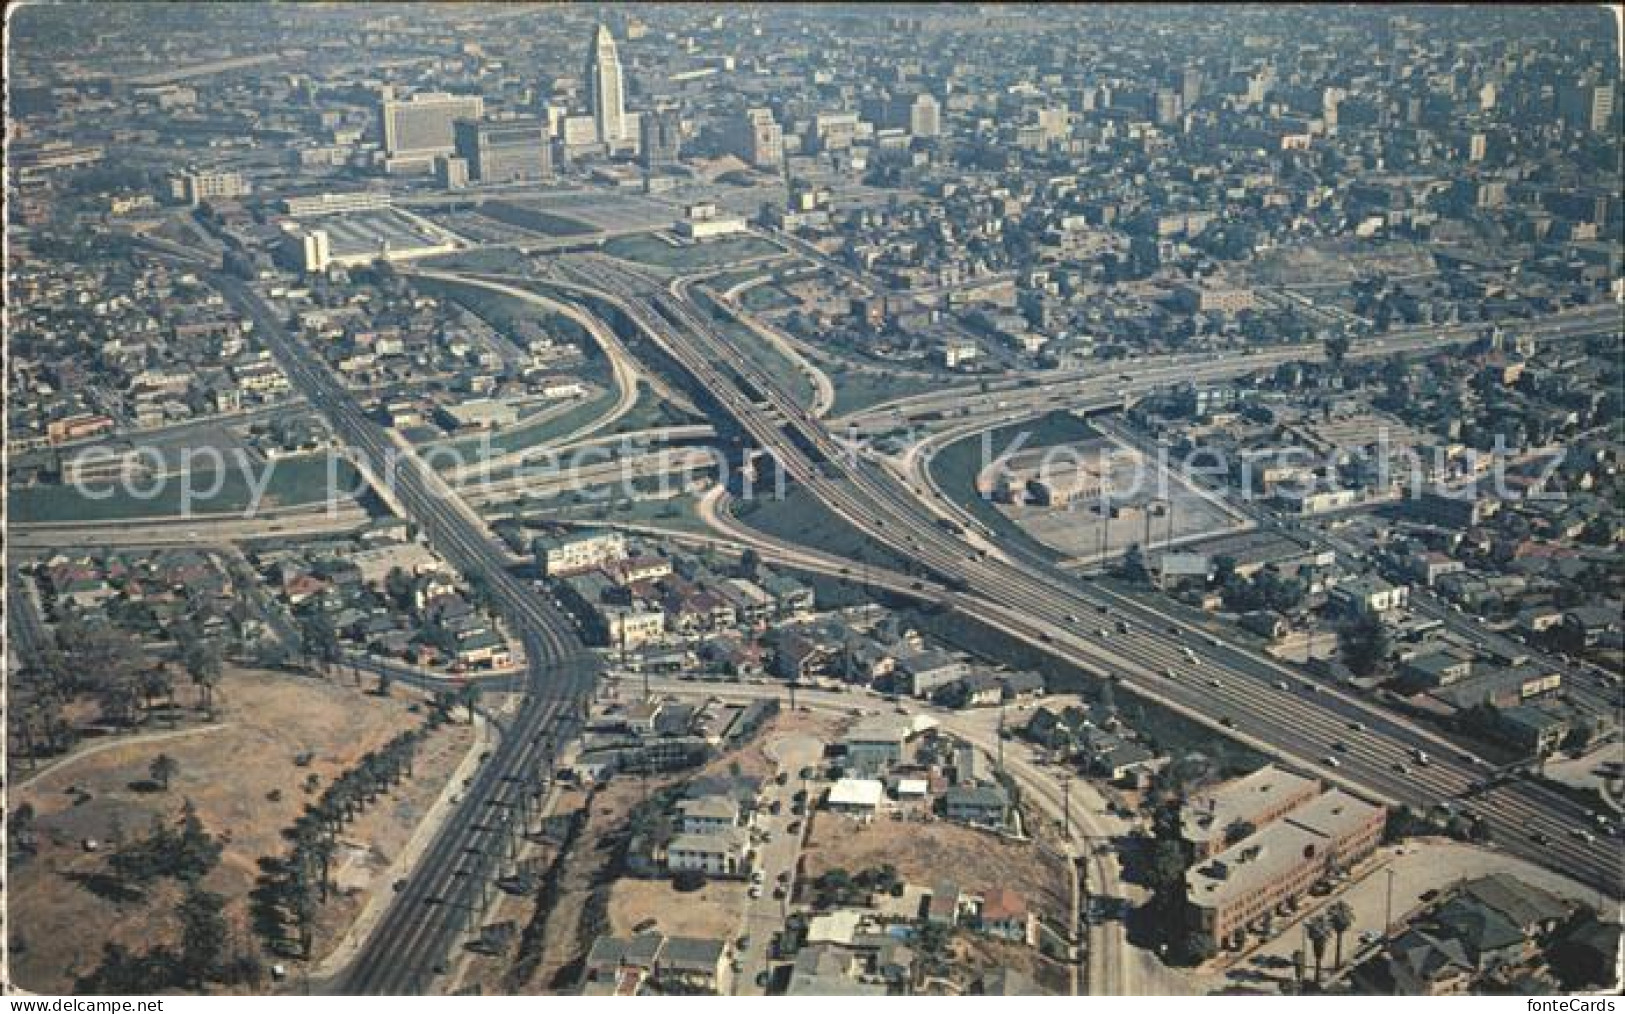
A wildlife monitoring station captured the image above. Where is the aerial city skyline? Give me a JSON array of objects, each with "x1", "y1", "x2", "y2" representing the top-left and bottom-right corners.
[{"x1": 3, "y1": 2, "x2": 1621, "y2": 1002}]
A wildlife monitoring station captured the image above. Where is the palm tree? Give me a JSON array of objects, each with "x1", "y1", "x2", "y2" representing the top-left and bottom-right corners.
[
  {"x1": 1327, "y1": 900, "x2": 1355, "y2": 970},
  {"x1": 458, "y1": 682, "x2": 481, "y2": 725},
  {"x1": 1306, "y1": 915, "x2": 1331, "y2": 985},
  {"x1": 150, "y1": 753, "x2": 180, "y2": 791}
]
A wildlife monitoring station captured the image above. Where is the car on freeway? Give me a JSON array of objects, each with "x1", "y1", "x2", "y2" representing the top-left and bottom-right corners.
[
  {"x1": 1322, "y1": 755, "x2": 1341, "y2": 768},
  {"x1": 1219, "y1": 716, "x2": 1235, "y2": 728}
]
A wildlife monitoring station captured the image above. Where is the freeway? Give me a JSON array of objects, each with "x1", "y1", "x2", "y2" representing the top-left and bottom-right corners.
[
  {"x1": 508, "y1": 256, "x2": 1620, "y2": 907},
  {"x1": 835, "y1": 304, "x2": 1623, "y2": 431},
  {"x1": 210, "y1": 272, "x2": 599, "y2": 994}
]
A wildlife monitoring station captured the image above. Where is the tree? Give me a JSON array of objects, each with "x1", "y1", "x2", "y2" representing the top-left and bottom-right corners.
[
  {"x1": 1120, "y1": 542, "x2": 1149, "y2": 582},
  {"x1": 1145, "y1": 839, "x2": 1189, "y2": 898},
  {"x1": 458, "y1": 682, "x2": 482, "y2": 724},
  {"x1": 1337, "y1": 611, "x2": 1390, "y2": 677},
  {"x1": 8, "y1": 802, "x2": 37, "y2": 856},
  {"x1": 1306, "y1": 915, "x2": 1331, "y2": 984},
  {"x1": 1324, "y1": 335, "x2": 1352, "y2": 372},
  {"x1": 177, "y1": 886, "x2": 227, "y2": 987},
  {"x1": 150, "y1": 753, "x2": 179, "y2": 791},
  {"x1": 1327, "y1": 900, "x2": 1355, "y2": 969},
  {"x1": 299, "y1": 613, "x2": 340, "y2": 676},
  {"x1": 183, "y1": 638, "x2": 224, "y2": 718}
]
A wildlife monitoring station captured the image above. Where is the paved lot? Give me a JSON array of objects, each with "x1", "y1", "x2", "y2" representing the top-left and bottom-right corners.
[{"x1": 1225, "y1": 838, "x2": 1603, "y2": 992}]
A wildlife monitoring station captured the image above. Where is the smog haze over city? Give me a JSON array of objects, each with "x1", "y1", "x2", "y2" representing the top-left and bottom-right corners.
[{"x1": 3, "y1": 1, "x2": 1622, "y2": 1002}]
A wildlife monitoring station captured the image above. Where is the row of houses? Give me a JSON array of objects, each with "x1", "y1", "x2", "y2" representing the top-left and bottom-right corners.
[
  {"x1": 575, "y1": 696, "x2": 779, "y2": 782},
  {"x1": 253, "y1": 522, "x2": 515, "y2": 672},
  {"x1": 1352, "y1": 873, "x2": 1615, "y2": 995},
  {"x1": 543, "y1": 530, "x2": 815, "y2": 651}
]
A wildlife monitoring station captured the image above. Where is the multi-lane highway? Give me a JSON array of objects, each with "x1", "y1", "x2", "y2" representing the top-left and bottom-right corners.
[
  {"x1": 496, "y1": 256, "x2": 1620, "y2": 906},
  {"x1": 211, "y1": 273, "x2": 599, "y2": 994}
]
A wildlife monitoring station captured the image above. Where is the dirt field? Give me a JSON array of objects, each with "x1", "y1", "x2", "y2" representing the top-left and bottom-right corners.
[
  {"x1": 521, "y1": 779, "x2": 672, "y2": 991},
  {"x1": 607, "y1": 877, "x2": 748, "y2": 940},
  {"x1": 801, "y1": 811, "x2": 1070, "y2": 926},
  {"x1": 697, "y1": 708, "x2": 840, "y2": 782},
  {"x1": 7, "y1": 667, "x2": 472, "y2": 993},
  {"x1": 952, "y1": 934, "x2": 1071, "y2": 995}
]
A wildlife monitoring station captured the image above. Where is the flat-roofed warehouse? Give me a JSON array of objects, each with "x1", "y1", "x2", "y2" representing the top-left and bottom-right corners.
[
  {"x1": 1186, "y1": 787, "x2": 1386, "y2": 944},
  {"x1": 283, "y1": 207, "x2": 463, "y2": 271},
  {"x1": 1180, "y1": 764, "x2": 1321, "y2": 859}
]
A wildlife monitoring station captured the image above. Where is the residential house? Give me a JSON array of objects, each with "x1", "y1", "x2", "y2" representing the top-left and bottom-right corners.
[
  {"x1": 977, "y1": 888, "x2": 1035, "y2": 945},
  {"x1": 841, "y1": 716, "x2": 912, "y2": 774},
  {"x1": 827, "y1": 777, "x2": 885, "y2": 815},
  {"x1": 678, "y1": 794, "x2": 742, "y2": 835},
  {"x1": 666, "y1": 828, "x2": 751, "y2": 878},
  {"x1": 943, "y1": 784, "x2": 1010, "y2": 828}
]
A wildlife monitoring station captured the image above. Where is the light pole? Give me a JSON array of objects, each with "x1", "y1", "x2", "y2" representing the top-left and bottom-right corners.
[
  {"x1": 1383, "y1": 866, "x2": 1397, "y2": 941},
  {"x1": 1060, "y1": 773, "x2": 1073, "y2": 842}
]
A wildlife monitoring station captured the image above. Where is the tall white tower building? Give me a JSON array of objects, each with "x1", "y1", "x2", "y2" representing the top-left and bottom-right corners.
[{"x1": 585, "y1": 23, "x2": 631, "y2": 151}]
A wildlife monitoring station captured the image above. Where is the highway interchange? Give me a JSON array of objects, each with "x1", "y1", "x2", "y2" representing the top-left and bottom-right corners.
[
  {"x1": 469, "y1": 251, "x2": 1621, "y2": 902},
  {"x1": 125, "y1": 246, "x2": 1616, "y2": 992}
]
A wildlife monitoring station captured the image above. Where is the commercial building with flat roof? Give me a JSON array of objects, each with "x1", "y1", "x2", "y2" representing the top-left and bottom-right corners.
[
  {"x1": 382, "y1": 91, "x2": 484, "y2": 166},
  {"x1": 1180, "y1": 764, "x2": 1321, "y2": 859},
  {"x1": 453, "y1": 119, "x2": 551, "y2": 183},
  {"x1": 1187, "y1": 788, "x2": 1385, "y2": 944}
]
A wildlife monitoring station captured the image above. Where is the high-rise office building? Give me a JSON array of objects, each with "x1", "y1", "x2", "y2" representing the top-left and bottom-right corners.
[
  {"x1": 300, "y1": 229, "x2": 331, "y2": 273},
  {"x1": 1180, "y1": 68, "x2": 1203, "y2": 108},
  {"x1": 640, "y1": 109, "x2": 682, "y2": 166},
  {"x1": 453, "y1": 119, "x2": 551, "y2": 183},
  {"x1": 1154, "y1": 89, "x2": 1181, "y2": 126},
  {"x1": 382, "y1": 91, "x2": 484, "y2": 166},
  {"x1": 1562, "y1": 82, "x2": 1617, "y2": 133},
  {"x1": 910, "y1": 93, "x2": 941, "y2": 138},
  {"x1": 729, "y1": 107, "x2": 784, "y2": 168},
  {"x1": 585, "y1": 23, "x2": 632, "y2": 150}
]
